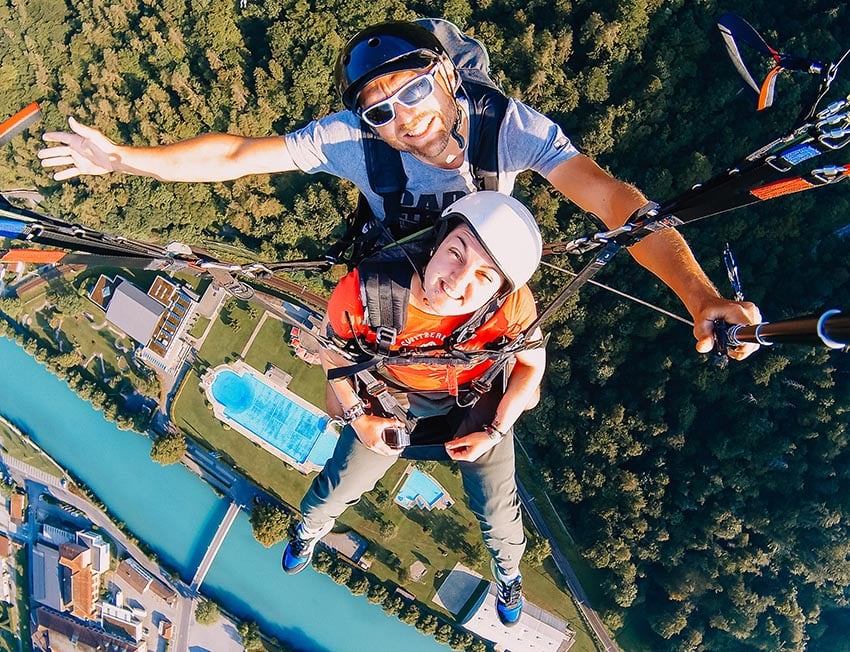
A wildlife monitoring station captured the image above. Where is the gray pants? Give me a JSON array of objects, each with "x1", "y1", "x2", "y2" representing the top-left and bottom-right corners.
[{"x1": 300, "y1": 392, "x2": 526, "y2": 578}]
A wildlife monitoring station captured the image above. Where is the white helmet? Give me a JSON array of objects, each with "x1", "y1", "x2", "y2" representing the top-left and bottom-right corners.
[{"x1": 440, "y1": 191, "x2": 542, "y2": 292}]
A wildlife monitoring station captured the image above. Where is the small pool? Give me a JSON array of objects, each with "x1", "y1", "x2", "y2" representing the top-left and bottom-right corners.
[
  {"x1": 395, "y1": 469, "x2": 445, "y2": 510},
  {"x1": 210, "y1": 369, "x2": 334, "y2": 465}
]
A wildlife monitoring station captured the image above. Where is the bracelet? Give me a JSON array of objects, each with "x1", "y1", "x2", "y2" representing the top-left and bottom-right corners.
[
  {"x1": 340, "y1": 402, "x2": 367, "y2": 424},
  {"x1": 482, "y1": 423, "x2": 505, "y2": 442}
]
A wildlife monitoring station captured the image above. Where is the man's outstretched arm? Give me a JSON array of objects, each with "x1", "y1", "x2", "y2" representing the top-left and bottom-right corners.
[
  {"x1": 39, "y1": 117, "x2": 299, "y2": 182},
  {"x1": 547, "y1": 154, "x2": 762, "y2": 360}
]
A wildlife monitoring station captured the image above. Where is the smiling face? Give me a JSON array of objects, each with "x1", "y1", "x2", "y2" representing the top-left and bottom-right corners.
[
  {"x1": 356, "y1": 66, "x2": 458, "y2": 161},
  {"x1": 414, "y1": 224, "x2": 505, "y2": 316}
]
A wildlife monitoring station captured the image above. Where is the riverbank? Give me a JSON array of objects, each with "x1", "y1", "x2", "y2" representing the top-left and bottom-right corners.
[{"x1": 0, "y1": 334, "x2": 450, "y2": 651}]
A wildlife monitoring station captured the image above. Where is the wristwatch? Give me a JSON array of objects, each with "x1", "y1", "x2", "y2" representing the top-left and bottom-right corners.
[
  {"x1": 340, "y1": 402, "x2": 367, "y2": 425},
  {"x1": 482, "y1": 423, "x2": 505, "y2": 442}
]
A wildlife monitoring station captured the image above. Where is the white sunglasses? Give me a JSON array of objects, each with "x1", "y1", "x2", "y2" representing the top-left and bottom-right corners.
[{"x1": 357, "y1": 70, "x2": 438, "y2": 128}]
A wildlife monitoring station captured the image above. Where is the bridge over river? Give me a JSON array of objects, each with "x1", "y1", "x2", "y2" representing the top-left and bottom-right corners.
[{"x1": 191, "y1": 500, "x2": 241, "y2": 592}]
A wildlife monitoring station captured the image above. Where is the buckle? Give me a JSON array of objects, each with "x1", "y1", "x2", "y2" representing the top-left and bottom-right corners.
[
  {"x1": 364, "y1": 378, "x2": 387, "y2": 396},
  {"x1": 766, "y1": 154, "x2": 794, "y2": 173},
  {"x1": 470, "y1": 378, "x2": 491, "y2": 394},
  {"x1": 375, "y1": 326, "x2": 397, "y2": 353}
]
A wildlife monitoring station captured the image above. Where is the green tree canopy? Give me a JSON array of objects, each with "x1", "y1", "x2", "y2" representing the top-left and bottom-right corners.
[
  {"x1": 149, "y1": 433, "x2": 187, "y2": 465},
  {"x1": 249, "y1": 500, "x2": 293, "y2": 548},
  {"x1": 194, "y1": 599, "x2": 220, "y2": 625}
]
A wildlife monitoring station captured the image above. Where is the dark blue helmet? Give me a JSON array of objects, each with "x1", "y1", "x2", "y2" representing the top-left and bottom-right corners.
[{"x1": 335, "y1": 22, "x2": 447, "y2": 110}]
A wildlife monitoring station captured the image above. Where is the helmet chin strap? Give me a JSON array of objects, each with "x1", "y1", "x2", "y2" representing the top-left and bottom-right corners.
[
  {"x1": 450, "y1": 103, "x2": 466, "y2": 150},
  {"x1": 451, "y1": 114, "x2": 466, "y2": 151}
]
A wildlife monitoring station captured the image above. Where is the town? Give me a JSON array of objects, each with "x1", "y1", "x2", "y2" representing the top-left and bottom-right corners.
[{"x1": 0, "y1": 258, "x2": 585, "y2": 651}]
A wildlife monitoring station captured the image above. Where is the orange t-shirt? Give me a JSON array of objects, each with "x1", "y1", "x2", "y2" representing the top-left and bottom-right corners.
[{"x1": 327, "y1": 269, "x2": 538, "y2": 391}]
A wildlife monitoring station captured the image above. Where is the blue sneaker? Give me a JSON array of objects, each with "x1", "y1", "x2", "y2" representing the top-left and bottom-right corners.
[
  {"x1": 282, "y1": 522, "x2": 332, "y2": 575},
  {"x1": 491, "y1": 560, "x2": 524, "y2": 627}
]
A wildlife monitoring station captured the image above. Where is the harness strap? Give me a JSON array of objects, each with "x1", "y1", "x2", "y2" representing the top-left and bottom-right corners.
[
  {"x1": 359, "y1": 255, "x2": 413, "y2": 355},
  {"x1": 354, "y1": 369, "x2": 415, "y2": 427},
  {"x1": 750, "y1": 164, "x2": 850, "y2": 199},
  {"x1": 464, "y1": 80, "x2": 508, "y2": 191},
  {"x1": 360, "y1": 80, "x2": 509, "y2": 235},
  {"x1": 445, "y1": 295, "x2": 505, "y2": 346}
]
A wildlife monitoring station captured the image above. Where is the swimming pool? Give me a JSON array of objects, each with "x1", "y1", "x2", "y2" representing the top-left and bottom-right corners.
[
  {"x1": 210, "y1": 369, "x2": 336, "y2": 466},
  {"x1": 395, "y1": 468, "x2": 446, "y2": 510}
]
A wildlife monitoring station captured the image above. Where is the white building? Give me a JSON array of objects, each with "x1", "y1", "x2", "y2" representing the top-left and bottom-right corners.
[{"x1": 77, "y1": 531, "x2": 111, "y2": 574}]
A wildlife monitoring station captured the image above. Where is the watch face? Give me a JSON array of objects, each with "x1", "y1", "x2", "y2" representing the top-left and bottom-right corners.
[{"x1": 382, "y1": 426, "x2": 410, "y2": 449}]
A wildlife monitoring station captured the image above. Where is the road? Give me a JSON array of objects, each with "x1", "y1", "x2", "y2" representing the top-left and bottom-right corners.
[{"x1": 517, "y1": 479, "x2": 621, "y2": 652}]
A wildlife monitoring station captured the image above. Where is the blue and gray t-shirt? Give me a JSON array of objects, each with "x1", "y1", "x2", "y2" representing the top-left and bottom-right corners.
[{"x1": 285, "y1": 97, "x2": 578, "y2": 225}]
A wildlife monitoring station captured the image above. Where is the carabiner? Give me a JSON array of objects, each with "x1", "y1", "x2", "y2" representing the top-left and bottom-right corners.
[
  {"x1": 818, "y1": 126, "x2": 850, "y2": 150},
  {"x1": 816, "y1": 97, "x2": 849, "y2": 122},
  {"x1": 809, "y1": 165, "x2": 850, "y2": 185}
]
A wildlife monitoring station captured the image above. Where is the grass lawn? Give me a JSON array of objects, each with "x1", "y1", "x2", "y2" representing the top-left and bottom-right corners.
[
  {"x1": 17, "y1": 284, "x2": 48, "y2": 316},
  {"x1": 197, "y1": 298, "x2": 261, "y2": 367},
  {"x1": 324, "y1": 458, "x2": 490, "y2": 613},
  {"x1": 173, "y1": 309, "x2": 328, "y2": 506},
  {"x1": 329, "y1": 458, "x2": 591, "y2": 635},
  {"x1": 17, "y1": 269, "x2": 154, "y2": 394},
  {"x1": 170, "y1": 369, "x2": 315, "y2": 507},
  {"x1": 189, "y1": 315, "x2": 211, "y2": 339},
  {"x1": 0, "y1": 419, "x2": 64, "y2": 479},
  {"x1": 242, "y1": 317, "x2": 326, "y2": 406}
]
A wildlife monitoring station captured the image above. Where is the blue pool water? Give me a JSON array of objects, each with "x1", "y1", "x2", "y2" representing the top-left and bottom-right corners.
[
  {"x1": 396, "y1": 468, "x2": 445, "y2": 509},
  {"x1": 211, "y1": 369, "x2": 334, "y2": 465},
  {"x1": 0, "y1": 335, "x2": 445, "y2": 652}
]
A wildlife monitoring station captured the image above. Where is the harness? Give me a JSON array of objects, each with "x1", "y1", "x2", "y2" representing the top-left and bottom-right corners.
[{"x1": 325, "y1": 235, "x2": 542, "y2": 425}]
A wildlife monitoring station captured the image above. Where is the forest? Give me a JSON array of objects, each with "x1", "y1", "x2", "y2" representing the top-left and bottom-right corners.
[{"x1": 1, "y1": 0, "x2": 849, "y2": 650}]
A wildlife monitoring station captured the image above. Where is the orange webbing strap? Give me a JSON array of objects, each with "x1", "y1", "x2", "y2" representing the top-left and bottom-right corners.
[
  {"x1": 750, "y1": 177, "x2": 816, "y2": 200},
  {"x1": 0, "y1": 102, "x2": 41, "y2": 146},
  {"x1": 0, "y1": 249, "x2": 66, "y2": 264},
  {"x1": 750, "y1": 164, "x2": 850, "y2": 200}
]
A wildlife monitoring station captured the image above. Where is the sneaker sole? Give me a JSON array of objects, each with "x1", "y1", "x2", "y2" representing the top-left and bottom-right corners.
[{"x1": 282, "y1": 552, "x2": 311, "y2": 575}]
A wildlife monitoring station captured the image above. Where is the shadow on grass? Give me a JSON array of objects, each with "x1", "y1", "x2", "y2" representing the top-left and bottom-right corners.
[
  {"x1": 353, "y1": 495, "x2": 384, "y2": 524},
  {"x1": 370, "y1": 542, "x2": 402, "y2": 571},
  {"x1": 403, "y1": 510, "x2": 478, "y2": 562}
]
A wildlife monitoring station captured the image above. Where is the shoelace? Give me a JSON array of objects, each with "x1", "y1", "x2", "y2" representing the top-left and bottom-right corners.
[
  {"x1": 290, "y1": 535, "x2": 311, "y2": 558},
  {"x1": 497, "y1": 577, "x2": 523, "y2": 608}
]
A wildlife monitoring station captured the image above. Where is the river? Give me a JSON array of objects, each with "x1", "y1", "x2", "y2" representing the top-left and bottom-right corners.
[{"x1": 0, "y1": 335, "x2": 445, "y2": 651}]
